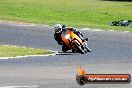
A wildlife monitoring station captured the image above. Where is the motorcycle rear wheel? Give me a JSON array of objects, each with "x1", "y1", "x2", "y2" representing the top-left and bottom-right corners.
[{"x1": 62, "y1": 43, "x2": 68, "y2": 52}]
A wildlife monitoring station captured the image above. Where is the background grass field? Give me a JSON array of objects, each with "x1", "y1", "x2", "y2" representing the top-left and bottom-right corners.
[{"x1": 0, "y1": 0, "x2": 132, "y2": 31}]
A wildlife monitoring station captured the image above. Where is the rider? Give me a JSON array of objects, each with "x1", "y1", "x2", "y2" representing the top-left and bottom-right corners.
[{"x1": 54, "y1": 24, "x2": 88, "y2": 51}]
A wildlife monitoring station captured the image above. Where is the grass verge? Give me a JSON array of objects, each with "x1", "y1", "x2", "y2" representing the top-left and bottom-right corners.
[
  {"x1": 0, "y1": 0, "x2": 132, "y2": 31},
  {"x1": 0, "y1": 45, "x2": 53, "y2": 57}
]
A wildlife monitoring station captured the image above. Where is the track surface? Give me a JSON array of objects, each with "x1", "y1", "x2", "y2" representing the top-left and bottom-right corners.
[{"x1": 0, "y1": 22, "x2": 132, "y2": 88}]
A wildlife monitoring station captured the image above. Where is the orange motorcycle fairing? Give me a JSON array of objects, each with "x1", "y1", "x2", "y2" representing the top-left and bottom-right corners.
[{"x1": 61, "y1": 30, "x2": 83, "y2": 50}]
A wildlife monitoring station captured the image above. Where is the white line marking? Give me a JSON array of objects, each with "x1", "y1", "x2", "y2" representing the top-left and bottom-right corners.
[
  {"x1": 79, "y1": 28, "x2": 131, "y2": 33},
  {"x1": 79, "y1": 28, "x2": 105, "y2": 32},
  {"x1": 0, "y1": 53, "x2": 56, "y2": 59},
  {"x1": 93, "y1": 29, "x2": 104, "y2": 31},
  {"x1": 0, "y1": 85, "x2": 39, "y2": 88},
  {"x1": 0, "y1": 50, "x2": 58, "y2": 59},
  {"x1": 79, "y1": 28, "x2": 91, "y2": 30},
  {"x1": 124, "y1": 31, "x2": 130, "y2": 33},
  {"x1": 0, "y1": 20, "x2": 131, "y2": 33},
  {"x1": 79, "y1": 28, "x2": 105, "y2": 31},
  {"x1": 16, "y1": 24, "x2": 35, "y2": 27},
  {"x1": 108, "y1": 30, "x2": 115, "y2": 32},
  {"x1": 0, "y1": 45, "x2": 58, "y2": 59}
]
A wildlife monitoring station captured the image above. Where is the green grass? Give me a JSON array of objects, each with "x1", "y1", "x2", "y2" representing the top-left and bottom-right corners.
[
  {"x1": 0, "y1": 45, "x2": 52, "y2": 57},
  {"x1": 0, "y1": 0, "x2": 132, "y2": 31}
]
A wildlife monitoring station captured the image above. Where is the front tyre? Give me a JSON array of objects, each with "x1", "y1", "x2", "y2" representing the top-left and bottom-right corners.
[
  {"x1": 83, "y1": 42, "x2": 91, "y2": 52},
  {"x1": 73, "y1": 42, "x2": 85, "y2": 54},
  {"x1": 87, "y1": 48, "x2": 91, "y2": 52}
]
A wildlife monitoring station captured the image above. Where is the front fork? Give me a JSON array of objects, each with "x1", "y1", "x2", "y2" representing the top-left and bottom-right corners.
[{"x1": 82, "y1": 42, "x2": 91, "y2": 52}]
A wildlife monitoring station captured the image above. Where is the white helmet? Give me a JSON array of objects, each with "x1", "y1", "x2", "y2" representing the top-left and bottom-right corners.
[{"x1": 54, "y1": 24, "x2": 62, "y2": 33}]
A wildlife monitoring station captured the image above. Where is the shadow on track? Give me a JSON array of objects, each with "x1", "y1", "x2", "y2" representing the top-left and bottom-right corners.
[{"x1": 56, "y1": 51, "x2": 80, "y2": 55}]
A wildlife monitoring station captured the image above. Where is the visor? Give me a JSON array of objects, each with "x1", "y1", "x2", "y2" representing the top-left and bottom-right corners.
[{"x1": 55, "y1": 28, "x2": 62, "y2": 33}]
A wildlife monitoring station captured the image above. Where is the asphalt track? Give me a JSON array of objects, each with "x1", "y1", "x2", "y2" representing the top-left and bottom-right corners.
[{"x1": 0, "y1": 22, "x2": 132, "y2": 88}]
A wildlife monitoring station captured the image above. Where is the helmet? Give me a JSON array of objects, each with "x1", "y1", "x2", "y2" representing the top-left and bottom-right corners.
[{"x1": 54, "y1": 24, "x2": 62, "y2": 33}]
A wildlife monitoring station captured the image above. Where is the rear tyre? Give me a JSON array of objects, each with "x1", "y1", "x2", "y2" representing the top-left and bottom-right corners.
[
  {"x1": 62, "y1": 43, "x2": 68, "y2": 52},
  {"x1": 72, "y1": 49, "x2": 76, "y2": 53}
]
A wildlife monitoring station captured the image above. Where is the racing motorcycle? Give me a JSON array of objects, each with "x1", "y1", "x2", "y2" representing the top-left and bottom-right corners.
[{"x1": 61, "y1": 29, "x2": 91, "y2": 54}]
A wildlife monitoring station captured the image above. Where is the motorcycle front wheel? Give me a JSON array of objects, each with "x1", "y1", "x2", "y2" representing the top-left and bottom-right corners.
[{"x1": 73, "y1": 42, "x2": 85, "y2": 54}]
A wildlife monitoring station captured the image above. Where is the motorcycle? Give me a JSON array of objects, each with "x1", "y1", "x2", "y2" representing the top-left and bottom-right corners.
[{"x1": 61, "y1": 29, "x2": 91, "y2": 54}]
